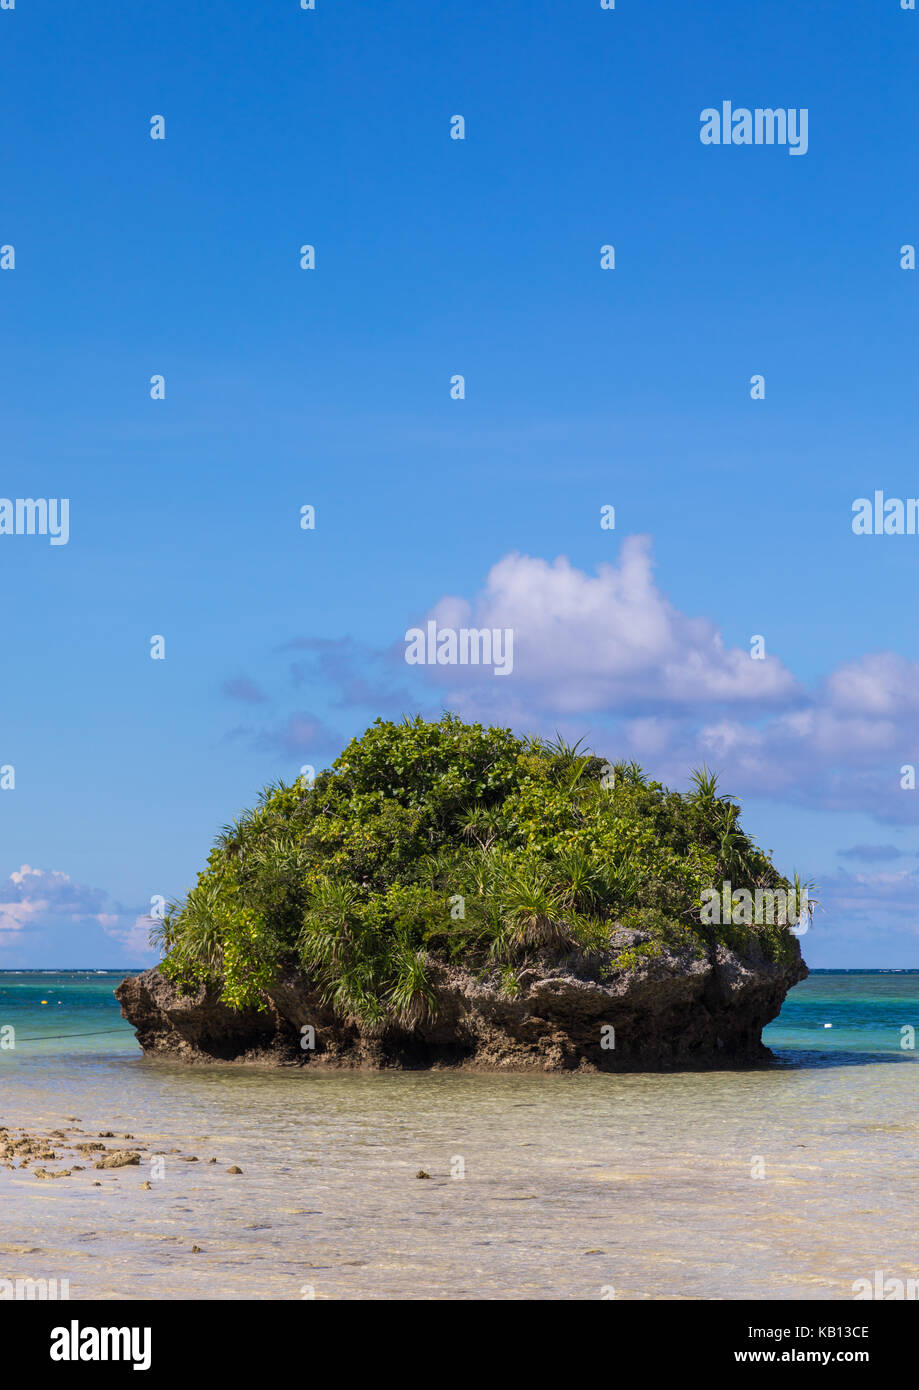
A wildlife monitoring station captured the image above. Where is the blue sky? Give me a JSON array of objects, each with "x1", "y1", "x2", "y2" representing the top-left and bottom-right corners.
[{"x1": 1, "y1": 0, "x2": 918, "y2": 968}]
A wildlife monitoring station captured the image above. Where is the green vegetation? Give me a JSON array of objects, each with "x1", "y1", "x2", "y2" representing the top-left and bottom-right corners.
[{"x1": 154, "y1": 714, "x2": 807, "y2": 1022}]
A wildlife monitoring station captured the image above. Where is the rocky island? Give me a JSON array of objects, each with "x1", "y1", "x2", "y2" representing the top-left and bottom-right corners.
[{"x1": 117, "y1": 715, "x2": 808, "y2": 1071}]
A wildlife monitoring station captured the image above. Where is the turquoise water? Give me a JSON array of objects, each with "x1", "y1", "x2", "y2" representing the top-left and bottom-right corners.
[
  {"x1": 765, "y1": 970, "x2": 919, "y2": 1060},
  {"x1": 1, "y1": 970, "x2": 917, "y2": 1300},
  {"x1": 1, "y1": 968, "x2": 915, "y2": 1062},
  {"x1": 0, "y1": 971, "x2": 141, "y2": 1058}
]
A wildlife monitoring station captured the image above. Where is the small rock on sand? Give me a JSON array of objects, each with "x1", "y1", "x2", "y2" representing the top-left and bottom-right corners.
[{"x1": 94, "y1": 1151, "x2": 141, "y2": 1170}]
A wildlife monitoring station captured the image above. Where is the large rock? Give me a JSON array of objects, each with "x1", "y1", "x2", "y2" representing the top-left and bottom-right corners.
[{"x1": 115, "y1": 929, "x2": 807, "y2": 1071}]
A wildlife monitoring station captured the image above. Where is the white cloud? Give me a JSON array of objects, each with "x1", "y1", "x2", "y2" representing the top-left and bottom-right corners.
[
  {"x1": 406, "y1": 538, "x2": 919, "y2": 824},
  {"x1": 0, "y1": 865, "x2": 110, "y2": 933},
  {"x1": 104, "y1": 914, "x2": 159, "y2": 956},
  {"x1": 0, "y1": 866, "x2": 158, "y2": 960},
  {"x1": 426, "y1": 537, "x2": 799, "y2": 713}
]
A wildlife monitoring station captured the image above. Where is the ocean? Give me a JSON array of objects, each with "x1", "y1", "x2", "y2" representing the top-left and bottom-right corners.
[{"x1": 1, "y1": 969, "x2": 916, "y2": 1300}]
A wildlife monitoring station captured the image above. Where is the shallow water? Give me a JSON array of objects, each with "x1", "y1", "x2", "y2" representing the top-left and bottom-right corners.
[{"x1": 1, "y1": 971, "x2": 917, "y2": 1300}]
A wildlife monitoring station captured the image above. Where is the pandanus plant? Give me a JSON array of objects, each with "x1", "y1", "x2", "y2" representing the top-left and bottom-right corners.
[{"x1": 498, "y1": 863, "x2": 575, "y2": 950}]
